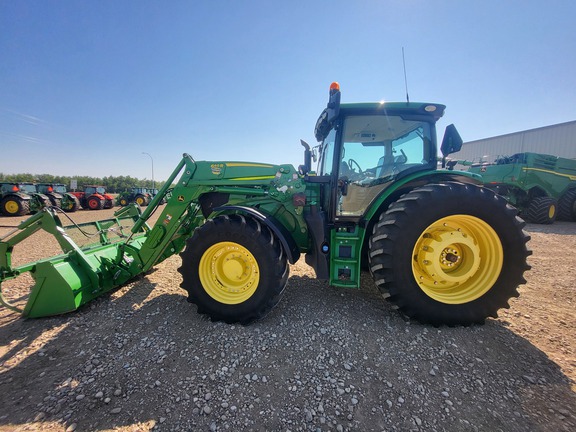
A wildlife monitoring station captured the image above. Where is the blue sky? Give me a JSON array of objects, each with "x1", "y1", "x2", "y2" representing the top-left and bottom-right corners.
[{"x1": 1, "y1": 0, "x2": 575, "y2": 182}]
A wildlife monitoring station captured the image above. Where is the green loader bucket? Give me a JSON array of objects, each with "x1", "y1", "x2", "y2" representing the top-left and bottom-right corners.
[{"x1": 0, "y1": 206, "x2": 149, "y2": 318}]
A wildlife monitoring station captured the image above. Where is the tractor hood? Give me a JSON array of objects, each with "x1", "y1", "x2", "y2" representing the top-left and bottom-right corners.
[
  {"x1": 185, "y1": 160, "x2": 306, "y2": 203},
  {"x1": 192, "y1": 161, "x2": 299, "y2": 184}
]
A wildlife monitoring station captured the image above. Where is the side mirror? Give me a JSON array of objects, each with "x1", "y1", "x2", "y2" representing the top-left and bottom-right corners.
[
  {"x1": 300, "y1": 139, "x2": 311, "y2": 175},
  {"x1": 440, "y1": 124, "x2": 463, "y2": 157}
]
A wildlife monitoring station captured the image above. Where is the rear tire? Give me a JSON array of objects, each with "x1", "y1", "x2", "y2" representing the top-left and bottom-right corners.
[
  {"x1": 523, "y1": 196, "x2": 557, "y2": 224},
  {"x1": 88, "y1": 196, "x2": 103, "y2": 210},
  {"x1": 369, "y1": 182, "x2": 531, "y2": 326},
  {"x1": 558, "y1": 189, "x2": 576, "y2": 221},
  {"x1": 47, "y1": 195, "x2": 61, "y2": 207},
  {"x1": 178, "y1": 214, "x2": 288, "y2": 324},
  {"x1": 63, "y1": 195, "x2": 80, "y2": 212},
  {"x1": 0, "y1": 196, "x2": 29, "y2": 216},
  {"x1": 135, "y1": 195, "x2": 147, "y2": 206}
]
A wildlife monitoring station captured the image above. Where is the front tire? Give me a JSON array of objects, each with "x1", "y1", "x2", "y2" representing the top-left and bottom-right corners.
[
  {"x1": 369, "y1": 182, "x2": 531, "y2": 326},
  {"x1": 179, "y1": 214, "x2": 288, "y2": 324}
]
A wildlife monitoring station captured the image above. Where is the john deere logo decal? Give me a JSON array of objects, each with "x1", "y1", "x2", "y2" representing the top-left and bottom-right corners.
[
  {"x1": 211, "y1": 164, "x2": 224, "y2": 175},
  {"x1": 178, "y1": 195, "x2": 185, "y2": 202}
]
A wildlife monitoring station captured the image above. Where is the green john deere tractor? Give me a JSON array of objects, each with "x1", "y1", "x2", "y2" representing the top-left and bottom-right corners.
[
  {"x1": 117, "y1": 187, "x2": 152, "y2": 207},
  {"x1": 36, "y1": 183, "x2": 81, "y2": 212},
  {"x1": 0, "y1": 182, "x2": 50, "y2": 216},
  {"x1": 0, "y1": 83, "x2": 531, "y2": 326}
]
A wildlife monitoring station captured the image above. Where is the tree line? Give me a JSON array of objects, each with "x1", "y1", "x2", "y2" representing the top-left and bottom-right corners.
[{"x1": 0, "y1": 173, "x2": 166, "y2": 194}]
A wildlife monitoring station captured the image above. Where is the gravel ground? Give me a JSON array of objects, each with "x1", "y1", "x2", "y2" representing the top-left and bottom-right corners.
[{"x1": 0, "y1": 207, "x2": 574, "y2": 432}]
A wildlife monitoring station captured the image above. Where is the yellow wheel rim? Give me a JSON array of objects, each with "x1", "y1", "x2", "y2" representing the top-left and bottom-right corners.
[
  {"x1": 199, "y1": 241, "x2": 259, "y2": 304},
  {"x1": 4, "y1": 200, "x2": 19, "y2": 214},
  {"x1": 412, "y1": 215, "x2": 503, "y2": 304},
  {"x1": 549, "y1": 204, "x2": 556, "y2": 219},
  {"x1": 136, "y1": 197, "x2": 145, "y2": 205}
]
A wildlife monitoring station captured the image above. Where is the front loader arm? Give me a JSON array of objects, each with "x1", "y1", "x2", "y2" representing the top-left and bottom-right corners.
[{"x1": 130, "y1": 154, "x2": 209, "y2": 272}]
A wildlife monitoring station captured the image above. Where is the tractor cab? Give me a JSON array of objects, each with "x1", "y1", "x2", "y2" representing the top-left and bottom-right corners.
[
  {"x1": 85, "y1": 186, "x2": 107, "y2": 195},
  {"x1": 53, "y1": 184, "x2": 68, "y2": 193},
  {"x1": 312, "y1": 82, "x2": 462, "y2": 221}
]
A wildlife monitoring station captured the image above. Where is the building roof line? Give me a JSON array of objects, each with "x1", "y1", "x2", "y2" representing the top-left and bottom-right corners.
[{"x1": 464, "y1": 119, "x2": 576, "y2": 145}]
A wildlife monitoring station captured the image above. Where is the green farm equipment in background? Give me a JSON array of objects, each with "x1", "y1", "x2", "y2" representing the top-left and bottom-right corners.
[
  {"x1": 0, "y1": 83, "x2": 531, "y2": 326},
  {"x1": 0, "y1": 182, "x2": 50, "y2": 216},
  {"x1": 117, "y1": 187, "x2": 152, "y2": 207},
  {"x1": 36, "y1": 183, "x2": 81, "y2": 212},
  {"x1": 460, "y1": 153, "x2": 576, "y2": 224}
]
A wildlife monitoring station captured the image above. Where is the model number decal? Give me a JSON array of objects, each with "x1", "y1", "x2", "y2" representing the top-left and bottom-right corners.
[{"x1": 211, "y1": 164, "x2": 224, "y2": 175}]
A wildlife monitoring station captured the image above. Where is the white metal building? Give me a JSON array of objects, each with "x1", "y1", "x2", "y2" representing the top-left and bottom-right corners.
[{"x1": 453, "y1": 120, "x2": 576, "y2": 164}]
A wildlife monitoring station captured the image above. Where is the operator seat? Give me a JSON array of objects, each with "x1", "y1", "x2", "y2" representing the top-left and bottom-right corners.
[{"x1": 340, "y1": 161, "x2": 353, "y2": 177}]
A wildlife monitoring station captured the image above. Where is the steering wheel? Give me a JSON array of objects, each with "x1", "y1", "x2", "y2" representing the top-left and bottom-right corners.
[
  {"x1": 348, "y1": 158, "x2": 363, "y2": 174},
  {"x1": 394, "y1": 149, "x2": 408, "y2": 165}
]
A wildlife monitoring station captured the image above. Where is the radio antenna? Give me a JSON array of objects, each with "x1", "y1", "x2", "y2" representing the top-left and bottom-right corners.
[{"x1": 402, "y1": 47, "x2": 410, "y2": 103}]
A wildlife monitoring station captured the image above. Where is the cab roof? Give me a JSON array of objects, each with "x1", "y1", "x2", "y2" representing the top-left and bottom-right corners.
[{"x1": 340, "y1": 102, "x2": 446, "y2": 121}]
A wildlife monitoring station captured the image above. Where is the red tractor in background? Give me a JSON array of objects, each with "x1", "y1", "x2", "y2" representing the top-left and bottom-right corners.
[{"x1": 70, "y1": 185, "x2": 114, "y2": 210}]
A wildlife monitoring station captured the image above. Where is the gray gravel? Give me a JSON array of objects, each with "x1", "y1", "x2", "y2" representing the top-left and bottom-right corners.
[{"x1": 0, "y1": 211, "x2": 575, "y2": 431}]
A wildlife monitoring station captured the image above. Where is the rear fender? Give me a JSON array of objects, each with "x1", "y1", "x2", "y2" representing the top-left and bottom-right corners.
[
  {"x1": 214, "y1": 205, "x2": 300, "y2": 264},
  {"x1": 65, "y1": 193, "x2": 79, "y2": 200},
  {"x1": 364, "y1": 170, "x2": 482, "y2": 223},
  {"x1": 4, "y1": 192, "x2": 31, "y2": 201}
]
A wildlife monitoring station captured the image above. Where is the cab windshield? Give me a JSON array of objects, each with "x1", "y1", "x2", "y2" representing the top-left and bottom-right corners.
[
  {"x1": 320, "y1": 114, "x2": 434, "y2": 217},
  {"x1": 339, "y1": 115, "x2": 432, "y2": 182},
  {"x1": 19, "y1": 184, "x2": 37, "y2": 194},
  {"x1": 86, "y1": 187, "x2": 106, "y2": 194}
]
